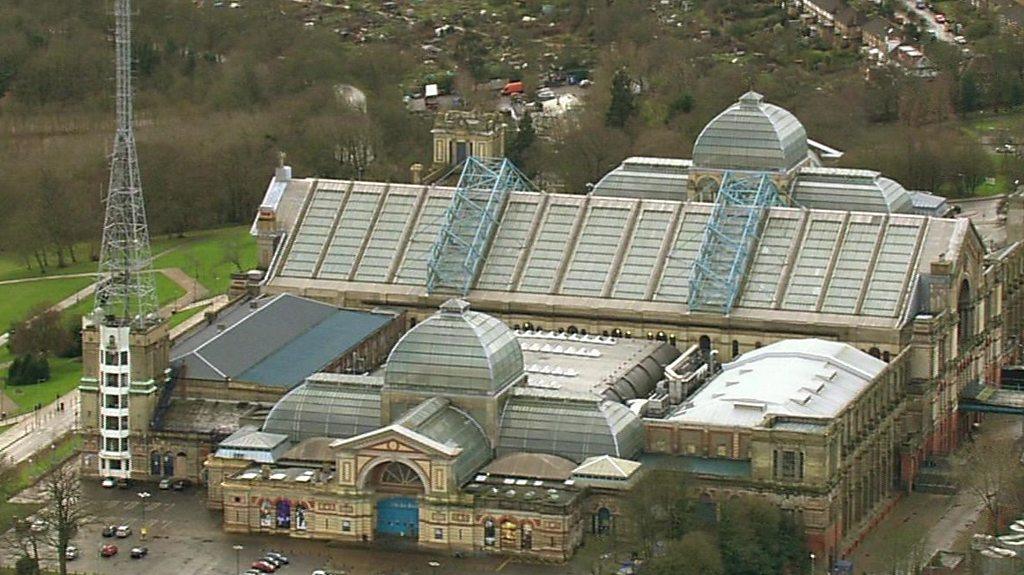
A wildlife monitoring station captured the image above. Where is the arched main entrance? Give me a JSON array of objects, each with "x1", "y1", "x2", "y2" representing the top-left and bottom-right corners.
[{"x1": 371, "y1": 461, "x2": 425, "y2": 538}]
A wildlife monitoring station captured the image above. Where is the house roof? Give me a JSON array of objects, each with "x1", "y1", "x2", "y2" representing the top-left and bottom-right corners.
[
  {"x1": 170, "y1": 294, "x2": 394, "y2": 388},
  {"x1": 668, "y1": 339, "x2": 885, "y2": 429},
  {"x1": 482, "y1": 452, "x2": 577, "y2": 481},
  {"x1": 572, "y1": 455, "x2": 642, "y2": 479}
]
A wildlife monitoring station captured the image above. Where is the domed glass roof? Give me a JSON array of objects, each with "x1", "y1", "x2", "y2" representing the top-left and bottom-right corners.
[
  {"x1": 693, "y1": 91, "x2": 808, "y2": 172},
  {"x1": 384, "y1": 299, "x2": 524, "y2": 396}
]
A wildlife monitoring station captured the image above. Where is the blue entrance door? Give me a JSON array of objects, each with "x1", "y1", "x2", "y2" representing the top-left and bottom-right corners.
[{"x1": 376, "y1": 497, "x2": 419, "y2": 537}]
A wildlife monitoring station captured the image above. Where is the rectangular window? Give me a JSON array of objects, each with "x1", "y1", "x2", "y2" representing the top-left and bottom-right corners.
[
  {"x1": 108, "y1": 459, "x2": 122, "y2": 470},
  {"x1": 341, "y1": 520, "x2": 351, "y2": 532},
  {"x1": 774, "y1": 449, "x2": 804, "y2": 481},
  {"x1": 104, "y1": 352, "x2": 118, "y2": 366},
  {"x1": 434, "y1": 528, "x2": 444, "y2": 540},
  {"x1": 716, "y1": 444, "x2": 728, "y2": 457},
  {"x1": 233, "y1": 496, "x2": 241, "y2": 503},
  {"x1": 104, "y1": 416, "x2": 120, "y2": 430},
  {"x1": 686, "y1": 444, "x2": 697, "y2": 455},
  {"x1": 120, "y1": 351, "x2": 128, "y2": 364}
]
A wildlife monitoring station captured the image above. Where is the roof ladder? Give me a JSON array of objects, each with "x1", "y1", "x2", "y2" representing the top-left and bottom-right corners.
[
  {"x1": 426, "y1": 156, "x2": 534, "y2": 295},
  {"x1": 688, "y1": 171, "x2": 780, "y2": 315}
]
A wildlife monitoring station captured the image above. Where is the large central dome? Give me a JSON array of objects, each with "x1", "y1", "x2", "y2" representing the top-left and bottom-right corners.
[
  {"x1": 692, "y1": 91, "x2": 808, "y2": 173},
  {"x1": 384, "y1": 299, "x2": 524, "y2": 396}
]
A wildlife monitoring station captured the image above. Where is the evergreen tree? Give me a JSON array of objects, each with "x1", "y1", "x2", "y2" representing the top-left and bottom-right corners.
[
  {"x1": 606, "y1": 69, "x2": 636, "y2": 128},
  {"x1": 507, "y1": 111, "x2": 536, "y2": 169}
]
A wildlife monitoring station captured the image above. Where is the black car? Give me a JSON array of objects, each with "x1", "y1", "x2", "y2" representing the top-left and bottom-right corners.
[
  {"x1": 130, "y1": 546, "x2": 148, "y2": 559},
  {"x1": 101, "y1": 525, "x2": 116, "y2": 538},
  {"x1": 266, "y1": 552, "x2": 289, "y2": 565},
  {"x1": 116, "y1": 478, "x2": 131, "y2": 489},
  {"x1": 172, "y1": 479, "x2": 190, "y2": 491}
]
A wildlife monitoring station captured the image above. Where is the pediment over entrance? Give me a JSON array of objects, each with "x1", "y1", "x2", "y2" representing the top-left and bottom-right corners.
[{"x1": 331, "y1": 424, "x2": 462, "y2": 458}]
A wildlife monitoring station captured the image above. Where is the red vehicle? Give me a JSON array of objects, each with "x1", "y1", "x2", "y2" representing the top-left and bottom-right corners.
[
  {"x1": 100, "y1": 544, "x2": 118, "y2": 557},
  {"x1": 501, "y1": 81, "x2": 524, "y2": 96},
  {"x1": 251, "y1": 560, "x2": 277, "y2": 573}
]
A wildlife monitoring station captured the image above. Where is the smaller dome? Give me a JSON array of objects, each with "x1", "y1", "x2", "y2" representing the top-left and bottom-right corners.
[
  {"x1": 385, "y1": 299, "x2": 524, "y2": 396},
  {"x1": 693, "y1": 91, "x2": 808, "y2": 173}
]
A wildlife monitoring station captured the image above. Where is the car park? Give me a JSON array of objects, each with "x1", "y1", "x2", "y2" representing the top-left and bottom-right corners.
[
  {"x1": 130, "y1": 546, "x2": 148, "y2": 559},
  {"x1": 100, "y1": 544, "x2": 118, "y2": 557},
  {"x1": 158, "y1": 478, "x2": 172, "y2": 490},
  {"x1": 101, "y1": 525, "x2": 117, "y2": 538},
  {"x1": 65, "y1": 545, "x2": 78, "y2": 560},
  {"x1": 115, "y1": 525, "x2": 132, "y2": 538},
  {"x1": 101, "y1": 477, "x2": 115, "y2": 488}
]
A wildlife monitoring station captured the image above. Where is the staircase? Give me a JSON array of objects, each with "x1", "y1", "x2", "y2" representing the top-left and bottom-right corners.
[
  {"x1": 689, "y1": 171, "x2": 779, "y2": 314},
  {"x1": 426, "y1": 156, "x2": 533, "y2": 295}
]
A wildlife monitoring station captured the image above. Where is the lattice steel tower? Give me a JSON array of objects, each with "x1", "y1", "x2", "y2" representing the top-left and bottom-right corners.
[{"x1": 95, "y1": 0, "x2": 158, "y2": 325}]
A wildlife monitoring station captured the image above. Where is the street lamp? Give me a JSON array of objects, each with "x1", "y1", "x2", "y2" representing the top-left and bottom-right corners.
[
  {"x1": 233, "y1": 544, "x2": 244, "y2": 575},
  {"x1": 809, "y1": 552, "x2": 816, "y2": 574},
  {"x1": 137, "y1": 491, "x2": 151, "y2": 539}
]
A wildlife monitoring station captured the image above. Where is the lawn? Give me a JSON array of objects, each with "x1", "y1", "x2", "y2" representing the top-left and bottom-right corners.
[
  {"x1": 151, "y1": 226, "x2": 257, "y2": 295},
  {"x1": 168, "y1": 305, "x2": 207, "y2": 329},
  {"x1": 0, "y1": 225, "x2": 256, "y2": 298},
  {"x1": 0, "y1": 276, "x2": 94, "y2": 332},
  {"x1": 2, "y1": 357, "x2": 82, "y2": 414}
]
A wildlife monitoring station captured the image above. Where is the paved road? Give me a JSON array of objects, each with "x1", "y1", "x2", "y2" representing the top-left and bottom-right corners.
[
  {"x1": 0, "y1": 388, "x2": 79, "y2": 467},
  {"x1": 900, "y1": 0, "x2": 955, "y2": 43}
]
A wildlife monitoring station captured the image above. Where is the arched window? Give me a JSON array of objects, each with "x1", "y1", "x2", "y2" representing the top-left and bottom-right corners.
[
  {"x1": 958, "y1": 279, "x2": 973, "y2": 352},
  {"x1": 699, "y1": 335, "x2": 711, "y2": 355},
  {"x1": 149, "y1": 451, "x2": 161, "y2": 476},
  {"x1": 731, "y1": 340, "x2": 740, "y2": 358},
  {"x1": 593, "y1": 507, "x2": 613, "y2": 535},
  {"x1": 566, "y1": 326, "x2": 577, "y2": 335},
  {"x1": 868, "y1": 347, "x2": 881, "y2": 359},
  {"x1": 882, "y1": 351, "x2": 891, "y2": 363}
]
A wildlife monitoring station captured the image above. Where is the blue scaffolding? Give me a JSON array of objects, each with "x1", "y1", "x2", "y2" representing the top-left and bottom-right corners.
[
  {"x1": 688, "y1": 171, "x2": 780, "y2": 315},
  {"x1": 426, "y1": 156, "x2": 534, "y2": 295}
]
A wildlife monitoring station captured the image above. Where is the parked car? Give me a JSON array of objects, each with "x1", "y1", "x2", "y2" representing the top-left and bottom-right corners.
[
  {"x1": 501, "y1": 81, "x2": 525, "y2": 96},
  {"x1": 130, "y1": 546, "x2": 148, "y2": 559},
  {"x1": 172, "y1": 479, "x2": 190, "y2": 491},
  {"x1": 116, "y1": 478, "x2": 131, "y2": 489},
  {"x1": 266, "y1": 552, "x2": 289, "y2": 564},
  {"x1": 115, "y1": 525, "x2": 132, "y2": 538},
  {"x1": 251, "y1": 560, "x2": 277, "y2": 573},
  {"x1": 29, "y1": 518, "x2": 46, "y2": 533},
  {"x1": 101, "y1": 525, "x2": 117, "y2": 538},
  {"x1": 101, "y1": 477, "x2": 115, "y2": 488},
  {"x1": 100, "y1": 544, "x2": 118, "y2": 558},
  {"x1": 261, "y1": 556, "x2": 282, "y2": 568},
  {"x1": 536, "y1": 87, "x2": 556, "y2": 101},
  {"x1": 158, "y1": 478, "x2": 172, "y2": 490},
  {"x1": 65, "y1": 545, "x2": 79, "y2": 560}
]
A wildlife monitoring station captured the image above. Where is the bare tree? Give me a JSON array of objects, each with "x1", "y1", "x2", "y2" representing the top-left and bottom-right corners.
[
  {"x1": 953, "y1": 434, "x2": 1024, "y2": 535},
  {"x1": 38, "y1": 464, "x2": 88, "y2": 575}
]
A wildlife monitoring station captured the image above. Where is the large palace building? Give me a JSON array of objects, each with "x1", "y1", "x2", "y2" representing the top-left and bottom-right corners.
[{"x1": 82, "y1": 92, "x2": 1024, "y2": 569}]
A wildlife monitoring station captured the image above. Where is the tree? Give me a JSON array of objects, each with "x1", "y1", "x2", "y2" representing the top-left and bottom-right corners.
[
  {"x1": 953, "y1": 434, "x2": 1024, "y2": 535},
  {"x1": 507, "y1": 111, "x2": 536, "y2": 170},
  {"x1": 718, "y1": 497, "x2": 808, "y2": 575},
  {"x1": 39, "y1": 464, "x2": 89, "y2": 575},
  {"x1": 9, "y1": 308, "x2": 76, "y2": 358},
  {"x1": 7, "y1": 354, "x2": 50, "y2": 387},
  {"x1": 606, "y1": 68, "x2": 637, "y2": 128},
  {"x1": 645, "y1": 531, "x2": 724, "y2": 575},
  {"x1": 620, "y1": 470, "x2": 694, "y2": 559}
]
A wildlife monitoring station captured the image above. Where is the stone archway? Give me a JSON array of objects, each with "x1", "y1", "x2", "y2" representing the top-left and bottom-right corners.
[{"x1": 367, "y1": 460, "x2": 426, "y2": 539}]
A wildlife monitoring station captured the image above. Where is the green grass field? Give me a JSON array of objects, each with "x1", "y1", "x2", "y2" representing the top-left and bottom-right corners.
[
  {"x1": 2, "y1": 357, "x2": 82, "y2": 413},
  {"x1": 0, "y1": 225, "x2": 249, "y2": 330},
  {"x1": 0, "y1": 276, "x2": 94, "y2": 332},
  {"x1": 168, "y1": 305, "x2": 207, "y2": 329},
  {"x1": 152, "y1": 226, "x2": 256, "y2": 295}
]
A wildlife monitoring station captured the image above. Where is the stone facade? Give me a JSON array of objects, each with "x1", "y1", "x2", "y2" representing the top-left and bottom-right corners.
[{"x1": 430, "y1": 111, "x2": 505, "y2": 167}]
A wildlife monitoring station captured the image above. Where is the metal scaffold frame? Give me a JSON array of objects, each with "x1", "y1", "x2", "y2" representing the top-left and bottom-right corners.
[
  {"x1": 426, "y1": 156, "x2": 534, "y2": 295},
  {"x1": 95, "y1": 0, "x2": 159, "y2": 326},
  {"x1": 688, "y1": 171, "x2": 779, "y2": 315}
]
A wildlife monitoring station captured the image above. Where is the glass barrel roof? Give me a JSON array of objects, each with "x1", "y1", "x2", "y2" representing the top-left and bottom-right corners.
[
  {"x1": 385, "y1": 299, "x2": 524, "y2": 396},
  {"x1": 497, "y1": 396, "x2": 644, "y2": 463},
  {"x1": 395, "y1": 397, "x2": 492, "y2": 484},
  {"x1": 692, "y1": 91, "x2": 808, "y2": 172},
  {"x1": 262, "y1": 379, "x2": 382, "y2": 443}
]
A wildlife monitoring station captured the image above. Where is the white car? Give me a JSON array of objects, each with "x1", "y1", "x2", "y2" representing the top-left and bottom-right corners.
[
  {"x1": 101, "y1": 478, "x2": 115, "y2": 488},
  {"x1": 65, "y1": 545, "x2": 79, "y2": 560},
  {"x1": 115, "y1": 525, "x2": 131, "y2": 538}
]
